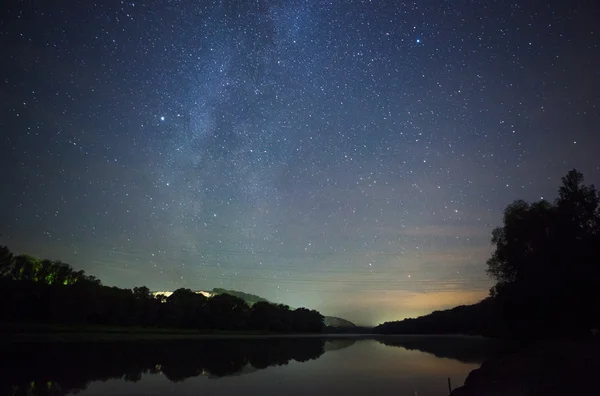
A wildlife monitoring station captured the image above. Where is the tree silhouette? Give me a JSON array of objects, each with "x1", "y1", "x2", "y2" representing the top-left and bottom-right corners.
[
  {"x1": 0, "y1": 246, "x2": 326, "y2": 333},
  {"x1": 376, "y1": 169, "x2": 600, "y2": 336},
  {"x1": 133, "y1": 286, "x2": 152, "y2": 300},
  {"x1": 0, "y1": 245, "x2": 14, "y2": 276},
  {"x1": 206, "y1": 293, "x2": 250, "y2": 330},
  {"x1": 487, "y1": 169, "x2": 600, "y2": 334},
  {"x1": 165, "y1": 288, "x2": 208, "y2": 328}
]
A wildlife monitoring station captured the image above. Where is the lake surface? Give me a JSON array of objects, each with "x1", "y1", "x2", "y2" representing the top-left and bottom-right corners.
[{"x1": 2, "y1": 335, "x2": 511, "y2": 396}]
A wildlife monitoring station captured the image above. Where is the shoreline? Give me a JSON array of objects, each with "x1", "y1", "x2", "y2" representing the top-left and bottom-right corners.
[
  {"x1": 6, "y1": 332, "x2": 380, "y2": 342},
  {"x1": 3, "y1": 325, "x2": 495, "y2": 342},
  {"x1": 450, "y1": 338, "x2": 600, "y2": 395}
]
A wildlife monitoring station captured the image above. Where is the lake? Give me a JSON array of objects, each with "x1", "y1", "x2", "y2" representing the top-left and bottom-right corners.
[{"x1": 2, "y1": 335, "x2": 512, "y2": 396}]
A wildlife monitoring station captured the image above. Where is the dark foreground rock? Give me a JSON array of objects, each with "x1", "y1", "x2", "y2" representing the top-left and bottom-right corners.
[{"x1": 451, "y1": 339, "x2": 600, "y2": 396}]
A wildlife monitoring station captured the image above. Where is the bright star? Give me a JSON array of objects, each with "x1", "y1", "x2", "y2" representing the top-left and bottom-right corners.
[
  {"x1": 160, "y1": 116, "x2": 165, "y2": 121},
  {"x1": 416, "y1": 39, "x2": 421, "y2": 44}
]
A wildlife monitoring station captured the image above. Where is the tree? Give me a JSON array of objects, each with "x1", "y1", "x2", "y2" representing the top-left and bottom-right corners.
[
  {"x1": 165, "y1": 288, "x2": 208, "y2": 328},
  {"x1": 556, "y1": 169, "x2": 600, "y2": 235},
  {"x1": 486, "y1": 199, "x2": 555, "y2": 289},
  {"x1": 133, "y1": 286, "x2": 151, "y2": 300},
  {"x1": 206, "y1": 293, "x2": 249, "y2": 330},
  {"x1": 0, "y1": 246, "x2": 13, "y2": 276},
  {"x1": 486, "y1": 169, "x2": 600, "y2": 333},
  {"x1": 249, "y1": 301, "x2": 293, "y2": 332},
  {"x1": 292, "y1": 308, "x2": 324, "y2": 333},
  {"x1": 12, "y1": 255, "x2": 40, "y2": 281}
]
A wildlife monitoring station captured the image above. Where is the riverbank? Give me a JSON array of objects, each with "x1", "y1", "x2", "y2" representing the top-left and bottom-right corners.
[{"x1": 450, "y1": 338, "x2": 600, "y2": 395}]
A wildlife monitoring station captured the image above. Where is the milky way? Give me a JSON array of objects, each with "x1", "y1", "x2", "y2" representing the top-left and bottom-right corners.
[{"x1": 1, "y1": 1, "x2": 599, "y2": 324}]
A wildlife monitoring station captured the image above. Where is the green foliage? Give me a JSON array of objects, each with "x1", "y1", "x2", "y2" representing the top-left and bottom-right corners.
[{"x1": 0, "y1": 249, "x2": 100, "y2": 286}]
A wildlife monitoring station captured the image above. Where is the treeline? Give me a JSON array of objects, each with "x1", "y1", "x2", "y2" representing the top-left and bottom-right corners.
[
  {"x1": 0, "y1": 249, "x2": 100, "y2": 286},
  {"x1": 376, "y1": 169, "x2": 600, "y2": 338},
  {"x1": 209, "y1": 288, "x2": 358, "y2": 330},
  {"x1": 376, "y1": 298, "x2": 501, "y2": 336},
  {"x1": 0, "y1": 247, "x2": 324, "y2": 333}
]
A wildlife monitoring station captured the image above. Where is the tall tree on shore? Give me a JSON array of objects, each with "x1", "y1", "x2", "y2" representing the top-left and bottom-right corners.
[{"x1": 486, "y1": 169, "x2": 600, "y2": 331}]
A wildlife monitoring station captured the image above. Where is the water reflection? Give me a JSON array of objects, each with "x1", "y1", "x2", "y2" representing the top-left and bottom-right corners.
[
  {"x1": 1, "y1": 336, "x2": 506, "y2": 396},
  {"x1": 375, "y1": 335, "x2": 513, "y2": 364},
  {"x1": 1, "y1": 338, "x2": 329, "y2": 395}
]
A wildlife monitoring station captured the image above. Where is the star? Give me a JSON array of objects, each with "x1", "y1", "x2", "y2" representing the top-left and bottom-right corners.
[{"x1": 1, "y1": 0, "x2": 598, "y2": 327}]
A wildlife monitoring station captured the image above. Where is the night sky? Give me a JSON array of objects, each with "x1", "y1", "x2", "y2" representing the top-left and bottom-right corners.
[{"x1": 1, "y1": 1, "x2": 599, "y2": 325}]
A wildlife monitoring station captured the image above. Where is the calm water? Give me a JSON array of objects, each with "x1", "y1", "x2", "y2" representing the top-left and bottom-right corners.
[{"x1": 3, "y1": 335, "x2": 511, "y2": 396}]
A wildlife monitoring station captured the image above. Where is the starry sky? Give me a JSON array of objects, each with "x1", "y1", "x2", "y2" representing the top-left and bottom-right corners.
[{"x1": 1, "y1": 0, "x2": 599, "y2": 325}]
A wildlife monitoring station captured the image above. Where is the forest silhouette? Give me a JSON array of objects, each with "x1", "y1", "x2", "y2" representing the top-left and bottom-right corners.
[
  {"x1": 0, "y1": 248, "x2": 324, "y2": 333},
  {"x1": 376, "y1": 169, "x2": 600, "y2": 337}
]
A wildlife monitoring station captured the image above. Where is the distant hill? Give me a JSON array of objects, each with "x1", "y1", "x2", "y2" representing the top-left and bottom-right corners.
[
  {"x1": 211, "y1": 288, "x2": 356, "y2": 328},
  {"x1": 211, "y1": 288, "x2": 269, "y2": 305},
  {"x1": 323, "y1": 316, "x2": 356, "y2": 328}
]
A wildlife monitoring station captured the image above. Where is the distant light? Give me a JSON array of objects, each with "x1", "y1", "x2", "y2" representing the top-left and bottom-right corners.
[
  {"x1": 160, "y1": 116, "x2": 165, "y2": 121},
  {"x1": 416, "y1": 39, "x2": 421, "y2": 44}
]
